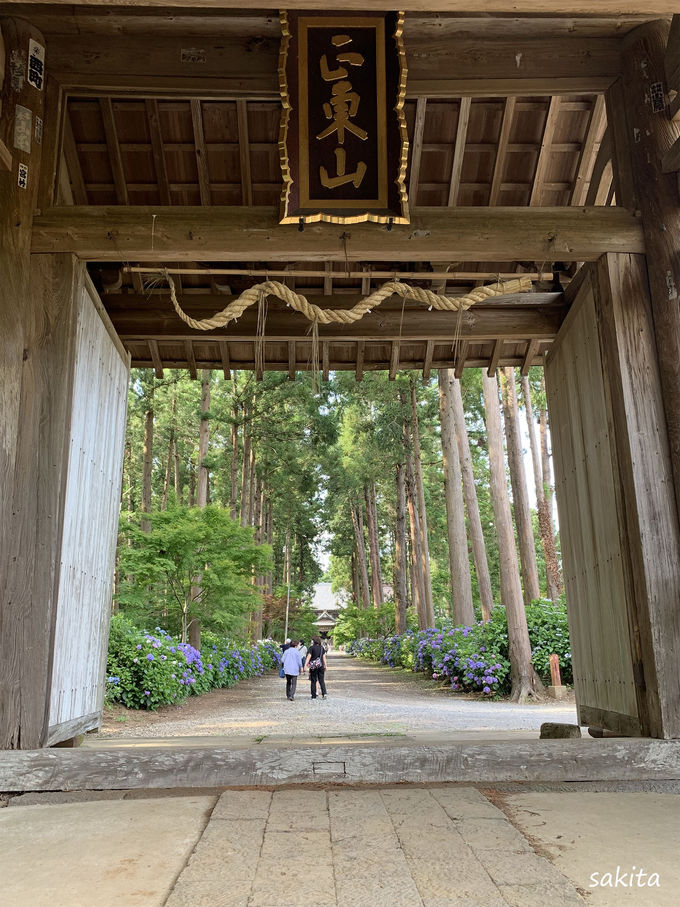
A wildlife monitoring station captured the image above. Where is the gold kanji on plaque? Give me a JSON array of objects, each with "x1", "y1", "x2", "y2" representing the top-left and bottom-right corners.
[{"x1": 279, "y1": 11, "x2": 409, "y2": 225}]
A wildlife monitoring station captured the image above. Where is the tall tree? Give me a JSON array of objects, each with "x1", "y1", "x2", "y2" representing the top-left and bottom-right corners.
[
  {"x1": 409, "y1": 379, "x2": 435, "y2": 627},
  {"x1": 438, "y1": 370, "x2": 475, "y2": 626},
  {"x1": 521, "y1": 374, "x2": 562, "y2": 601},
  {"x1": 140, "y1": 375, "x2": 154, "y2": 533},
  {"x1": 351, "y1": 503, "x2": 371, "y2": 609},
  {"x1": 196, "y1": 370, "x2": 211, "y2": 508},
  {"x1": 482, "y1": 371, "x2": 542, "y2": 701},
  {"x1": 450, "y1": 375, "x2": 494, "y2": 620},
  {"x1": 364, "y1": 482, "x2": 383, "y2": 607},
  {"x1": 394, "y1": 462, "x2": 408, "y2": 633},
  {"x1": 402, "y1": 401, "x2": 427, "y2": 628},
  {"x1": 500, "y1": 367, "x2": 540, "y2": 605}
]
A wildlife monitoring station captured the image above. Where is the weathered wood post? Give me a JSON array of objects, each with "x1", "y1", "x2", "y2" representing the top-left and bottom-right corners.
[
  {"x1": 0, "y1": 17, "x2": 49, "y2": 749},
  {"x1": 610, "y1": 21, "x2": 680, "y2": 521}
]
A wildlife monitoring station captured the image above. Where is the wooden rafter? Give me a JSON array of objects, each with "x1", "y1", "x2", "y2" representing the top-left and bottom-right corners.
[
  {"x1": 218, "y1": 340, "x2": 231, "y2": 379},
  {"x1": 585, "y1": 129, "x2": 614, "y2": 205},
  {"x1": 190, "y1": 99, "x2": 211, "y2": 205},
  {"x1": 529, "y1": 97, "x2": 561, "y2": 206},
  {"x1": 322, "y1": 342, "x2": 330, "y2": 381},
  {"x1": 454, "y1": 341, "x2": 469, "y2": 378},
  {"x1": 408, "y1": 97, "x2": 428, "y2": 205},
  {"x1": 570, "y1": 95, "x2": 607, "y2": 206},
  {"x1": 522, "y1": 339, "x2": 541, "y2": 375},
  {"x1": 389, "y1": 341, "x2": 400, "y2": 380},
  {"x1": 288, "y1": 341, "x2": 296, "y2": 381},
  {"x1": 447, "y1": 97, "x2": 471, "y2": 206},
  {"x1": 99, "y1": 98, "x2": 128, "y2": 204},
  {"x1": 236, "y1": 99, "x2": 253, "y2": 207},
  {"x1": 145, "y1": 99, "x2": 171, "y2": 206},
  {"x1": 423, "y1": 340, "x2": 434, "y2": 380},
  {"x1": 62, "y1": 114, "x2": 88, "y2": 205},
  {"x1": 185, "y1": 340, "x2": 197, "y2": 379},
  {"x1": 356, "y1": 341, "x2": 365, "y2": 382},
  {"x1": 324, "y1": 261, "x2": 333, "y2": 297},
  {"x1": 148, "y1": 339, "x2": 164, "y2": 378},
  {"x1": 487, "y1": 338, "x2": 503, "y2": 377},
  {"x1": 489, "y1": 97, "x2": 516, "y2": 206}
]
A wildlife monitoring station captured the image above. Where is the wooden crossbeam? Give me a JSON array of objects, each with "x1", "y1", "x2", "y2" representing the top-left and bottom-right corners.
[
  {"x1": 489, "y1": 97, "x2": 516, "y2": 206},
  {"x1": 185, "y1": 340, "x2": 197, "y2": 379},
  {"x1": 148, "y1": 339, "x2": 164, "y2": 378},
  {"x1": 218, "y1": 340, "x2": 231, "y2": 379},
  {"x1": 487, "y1": 338, "x2": 503, "y2": 377},
  {"x1": 145, "y1": 99, "x2": 171, "y2": 205},
  {"x1": 522, "y1": 339, "x2": 541, "y2": 375},
  {"x1": 47, "y1": 33, "x2": 622, "y2": 98},
  {"x1": 530, "y1": 97, "x2": 561, "y2": 206},
  {"x1": 447, "y1": 97, "x2": 471, "y2": 207},
  {"x1": 33, "y1": 207, "x2": 645, "y2": 262},
  {"x1": 423, "y1": 340, "x2": 434, "y2": 380},
  {"x1": 288, "y1": 340, "x2": 296, "y2": 381},
  {"x1": 356, "y1": 341, "x2": 365, "y2": 382},
  {"x1": 12, "y1": 1, "x2": 679, "y2": 12},
  {"x1": 190, "y1": 99, "x2": 211, "y2": 205},
  {"x1": 99, "y1": 98, "x2": 128, "y2": 204}
]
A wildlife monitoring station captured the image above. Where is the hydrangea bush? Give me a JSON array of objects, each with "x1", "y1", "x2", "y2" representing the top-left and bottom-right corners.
[
  {"x1": 346, "y1": 599, "x2": 571, "y2": 697},
  {"x1": 105, "y1": 614, "x2": 281, "y2": 710}
]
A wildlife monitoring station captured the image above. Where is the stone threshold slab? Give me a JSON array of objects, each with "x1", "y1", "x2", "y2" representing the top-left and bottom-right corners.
[{"x1": 1, "y1": 738, "x2": 679, "y2": 792}]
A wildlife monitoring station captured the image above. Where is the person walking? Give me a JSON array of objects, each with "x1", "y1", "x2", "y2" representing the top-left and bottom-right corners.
[
  {"x1": 305, "y1": 636, "x2": 328, "y2": 700},
  {"x1": 298, "y1": 640, "x2": 308, "y2": 672},
  {"x1": 282, "y1": 639, "x2": 303, "y2": 701}
]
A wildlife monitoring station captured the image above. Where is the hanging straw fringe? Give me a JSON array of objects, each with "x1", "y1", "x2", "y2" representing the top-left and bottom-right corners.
[{"x1": 163, "y1": 272, "x2": 533, "y2": 332}]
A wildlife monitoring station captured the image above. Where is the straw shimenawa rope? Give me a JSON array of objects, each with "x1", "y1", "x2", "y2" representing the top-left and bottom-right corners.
[{"x1": 164, "y1": 273, "x2": 533, "y2": 331}]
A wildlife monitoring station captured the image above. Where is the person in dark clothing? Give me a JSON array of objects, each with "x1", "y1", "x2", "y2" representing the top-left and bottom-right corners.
[{"x1": 304, "y1": 635, "x2": 328, "y2": 700}]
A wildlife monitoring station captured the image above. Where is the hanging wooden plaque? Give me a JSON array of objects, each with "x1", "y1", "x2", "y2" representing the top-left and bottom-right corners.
[{"x1": 279, "y1": 10, "x2": 409, "y2": 225}]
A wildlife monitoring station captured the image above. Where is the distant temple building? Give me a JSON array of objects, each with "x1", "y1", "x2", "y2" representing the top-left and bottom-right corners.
[{"x1": 310, "y1": 583, "x2": 345, "y2": 638}]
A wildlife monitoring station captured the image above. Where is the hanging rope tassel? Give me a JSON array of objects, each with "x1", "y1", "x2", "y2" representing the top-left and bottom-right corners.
[
  {"x1": 310, "y1": 320, "x2": 321, "y2": 394},
  {"x1": 254, "y1": 293, "x2": 267, "y2": 380}
]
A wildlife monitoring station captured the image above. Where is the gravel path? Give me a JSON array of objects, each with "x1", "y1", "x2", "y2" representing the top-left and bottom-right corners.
[{"x1": 96, "y1": 652, "x2": 577, "y2": 740}]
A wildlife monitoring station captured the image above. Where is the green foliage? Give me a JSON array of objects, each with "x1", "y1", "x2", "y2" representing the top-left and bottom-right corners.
[
  {"x1": 116, "y1": 505, "x2": 271, "y2": 640},
  {"x1": 105, "y1": 614, "x2": 282, "y2": 710},
  {"x1": 345, "y1": 598, "x2": 572, "y2": 695},
  {"x1": 333, "y1": 601, "x2": 418, "y2": 645}
]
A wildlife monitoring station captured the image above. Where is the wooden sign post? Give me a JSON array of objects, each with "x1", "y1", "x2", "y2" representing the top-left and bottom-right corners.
[{"x1": 279, "y1": 10, "x2": 409, "y2": 225}]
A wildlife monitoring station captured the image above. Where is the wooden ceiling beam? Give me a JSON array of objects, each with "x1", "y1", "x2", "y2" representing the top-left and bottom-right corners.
[
  {"x1": 522, "y1": 339, "x2": 541, "y2": 375},
  {"x1": 487, "y1": 338, "x2": 503, "y2": 377},
  {"x1": 33, "y1": 206, "x2": 644, "y2": 262},
  {"x1": 586, "y1": 130, "x2": 614, "y2": 206},
  {"x1": 99, "y1": 98, "x2": 129, "y2": 204},
  {"x1": 7, "y1": 1, "x2": 677, "y2": 13},
  {"x1": 454, "y1": 341, "x2": 469, "y2": 379},
  {"x1": 288, "y1": 340, "x2": 296, "y2": 381},
  {"x1": 408, "y1": 97, "x2": 428, "y2": 205},
  {"x1": 185, "y1": 340, "x2": 197, "y2": 379},
  {"x1": 322, "y1": 341, "x2": 330, "y2": 381},
  {"x1": 47, "y1": 34, "x2": 622, "y2": 98}
]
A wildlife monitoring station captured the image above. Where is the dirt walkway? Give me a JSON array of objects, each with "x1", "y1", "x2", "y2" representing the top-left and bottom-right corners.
[{"x1": 96, "y1": 653, "x2": 576, "y2": 741}]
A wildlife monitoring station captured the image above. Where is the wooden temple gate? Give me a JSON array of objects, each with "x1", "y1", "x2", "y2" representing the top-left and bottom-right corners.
[{"x1": 2, "y1": 2, "x2": 680, "y2": 750}]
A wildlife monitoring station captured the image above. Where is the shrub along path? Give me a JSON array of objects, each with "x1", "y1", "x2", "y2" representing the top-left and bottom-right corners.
[{"x1": 93, "y1": 652, "x2": 576, "y2": 742}]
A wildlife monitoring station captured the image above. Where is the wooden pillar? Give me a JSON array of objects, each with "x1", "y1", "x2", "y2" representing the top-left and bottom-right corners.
[
  {"x1": 0, "y1": 18, "x2": 49, "y2": 749},
  {"x1": 610, "y1": 21, "x2": 680, "y2": 523}
]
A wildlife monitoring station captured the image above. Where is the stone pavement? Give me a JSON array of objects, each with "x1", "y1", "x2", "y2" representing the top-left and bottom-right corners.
[
  {"x1": 167, "y1": 787, "x2": 583, "y2": 907},
  {"x1": 3, "y1": 783, "x2": 680, "y2": 906}
]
